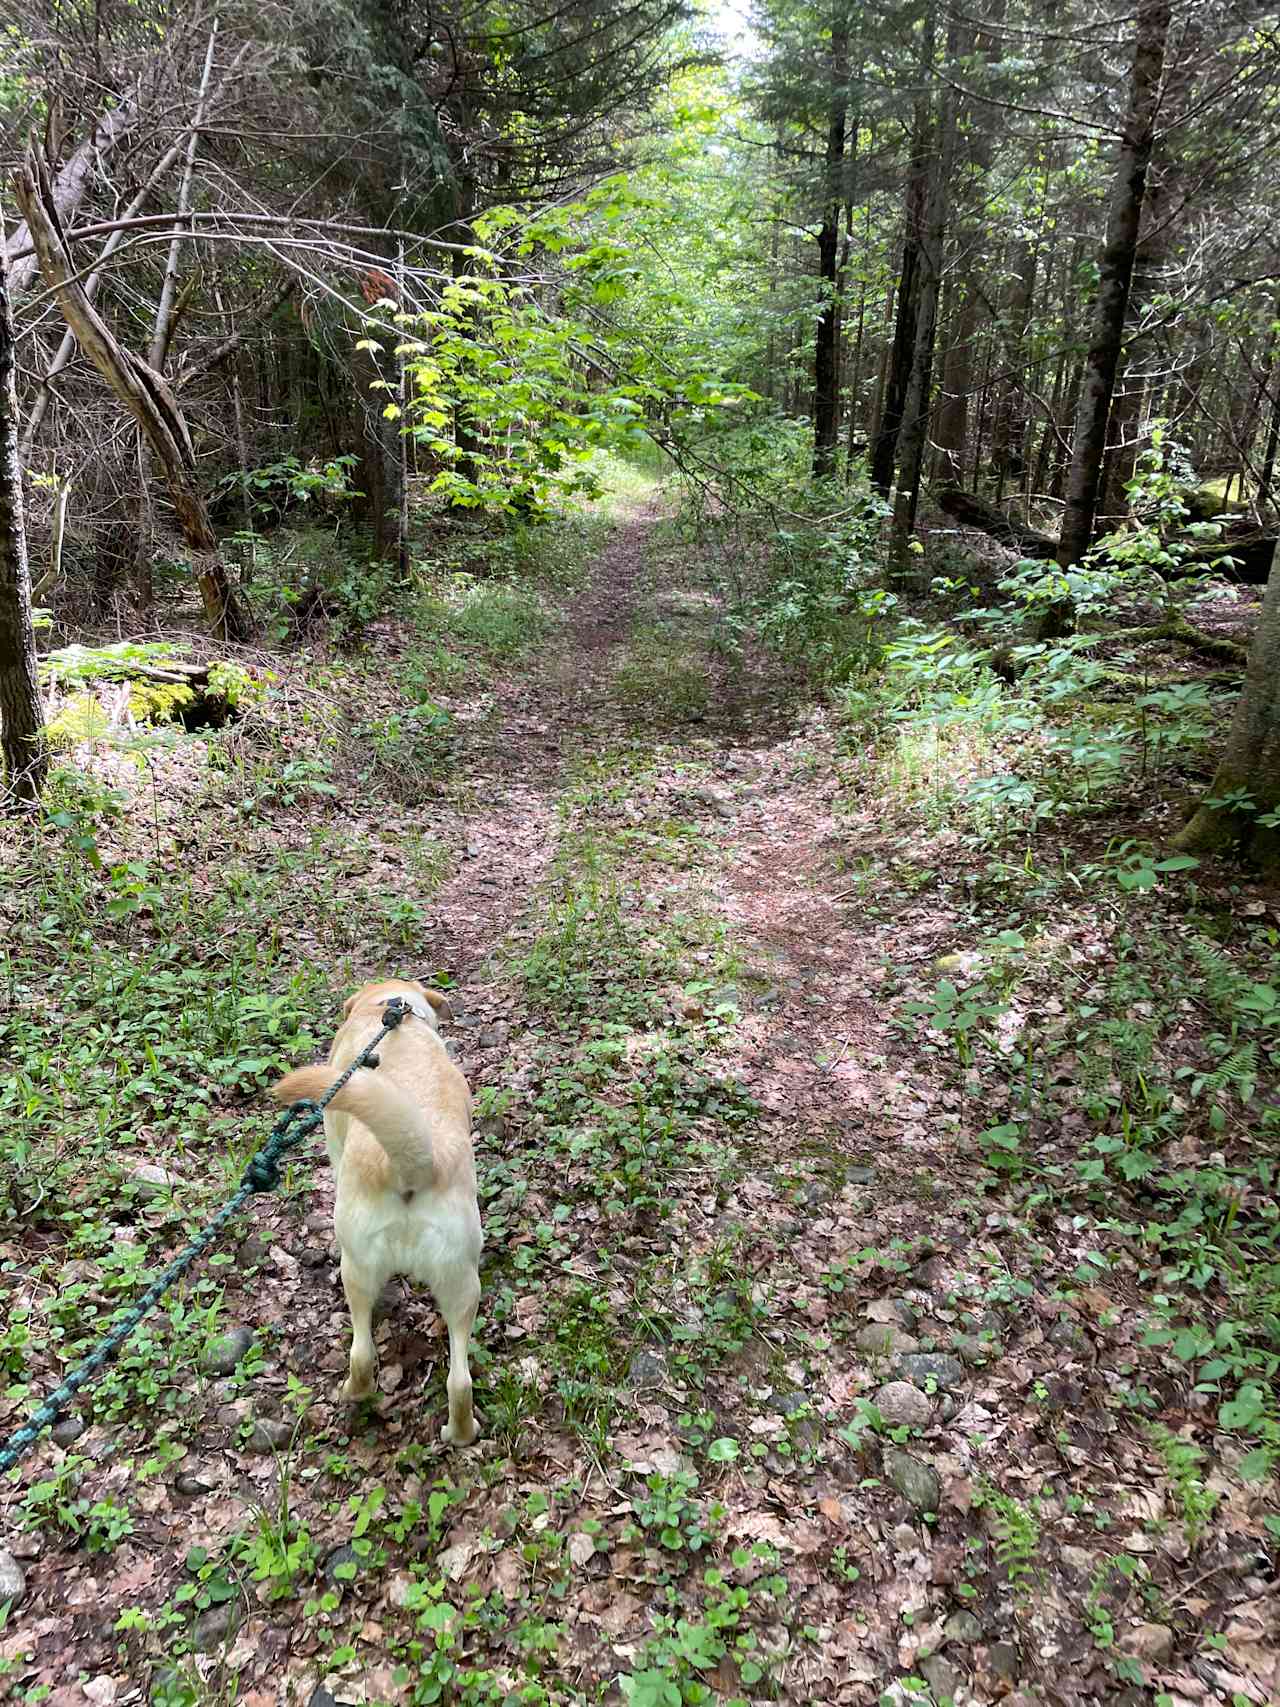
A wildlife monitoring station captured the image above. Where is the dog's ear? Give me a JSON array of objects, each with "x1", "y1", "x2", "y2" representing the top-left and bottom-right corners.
[
  {"x1": 419, "y1": 986, "x2": 455, "y2": 1023},
  {"x1": 341, "y1": 991, "x2": 359, "y2": 1019}
]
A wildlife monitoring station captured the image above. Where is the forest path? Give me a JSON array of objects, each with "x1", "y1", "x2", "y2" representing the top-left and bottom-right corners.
[
  {"x1": 8, "y1": 494, "x2": 1258, "y2": 1707},
  {"x1": 387, "y1": 495, "x2": 1033, "y2": 1706}
]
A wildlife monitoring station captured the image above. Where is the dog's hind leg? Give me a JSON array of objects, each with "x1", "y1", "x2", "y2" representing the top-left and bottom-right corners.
[
  {"x1": 436, "y1": 1265, "x2": 480, "y2": 1446},
  {"x1": 339, "y1": 1252, "x2": 379, "y2": 1400}
]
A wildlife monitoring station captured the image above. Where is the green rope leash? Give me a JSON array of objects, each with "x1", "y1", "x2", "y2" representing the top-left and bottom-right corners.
[{"x1": 0, "y1": 997, "x2": 411, "y2": 1480}]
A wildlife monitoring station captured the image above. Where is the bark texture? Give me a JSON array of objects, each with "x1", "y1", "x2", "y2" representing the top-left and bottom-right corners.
[
  {"x1": 892, "y1": 31, "x2": 958, "y2": 561},
  {"x1": 869, "y1": 99, "x2": 928, "y2": 497},
  {"x1": 1057, "y1": 0, "x2": 1171, "y2": 572},
  {"x1": 1174, "y1": 540, "x2": 1280, "y2": 866},
  {"x1": 5, "y1": 100, "x2": 138, "y2": 297},
  {"x1": 0, "y1": 219, "x2": 48, "y2": 804},
  {"x1": 812, "y1": 8, "x2": 849, "y2": 481}
]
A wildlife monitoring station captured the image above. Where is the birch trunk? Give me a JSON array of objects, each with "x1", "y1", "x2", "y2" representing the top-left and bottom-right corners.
[
  {"x1": 149, "y1": 23, "x2": 218, "y2": 374},
  {"x1": 5, "y1": 100, "x2": 138, "y2": 297},
  {"x1": 0, "y1": 216, "x2": 48, "y2": 804}
]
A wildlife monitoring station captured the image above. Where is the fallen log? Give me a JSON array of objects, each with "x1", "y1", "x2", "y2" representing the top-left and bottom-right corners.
[
  {"x1": 43, "y1": 654, "x2": 238, "y2": 731},
  {"x1": 1101, "y1": 618, "x2": 1247, "y2": 665},
  {"x1": 1185, "y1": 522, "x2": 1278, "y2": 586},
  {"x1": 936, "y1": 484, "x2": 1278, "y2": 586},
  {"x1": 934, "y1": 487, "x2": 1058, "y2": 560}
]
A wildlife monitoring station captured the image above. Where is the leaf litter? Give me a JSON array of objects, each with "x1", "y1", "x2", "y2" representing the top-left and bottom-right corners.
[{"x1": 0, "y1": 499, "x2": 1277, "y2": 1707}]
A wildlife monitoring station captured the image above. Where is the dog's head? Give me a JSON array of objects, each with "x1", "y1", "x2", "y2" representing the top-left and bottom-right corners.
[{"x1": 341, "y1": 978, "x2": 455, "y2": 1028}]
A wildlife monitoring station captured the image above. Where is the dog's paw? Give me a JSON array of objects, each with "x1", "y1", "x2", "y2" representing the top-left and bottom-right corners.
[
  {"x1": 339, "y1": 1374, "x2": 377, "y2": 1403},
  {"x1": 441, "y1": 1414, "x2": 480, "y2": 1448}
]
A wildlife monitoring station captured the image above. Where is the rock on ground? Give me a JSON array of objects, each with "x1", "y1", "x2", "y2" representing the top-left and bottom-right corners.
[
  {"x1": 0, "y1": 1549, "x2": 25, "y2": 1606},
  {"x1": 873, "y1": 1381, "x2": 932, "y2": 1428}
]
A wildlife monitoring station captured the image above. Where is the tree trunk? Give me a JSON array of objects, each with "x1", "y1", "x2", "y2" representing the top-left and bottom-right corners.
[
  {"x1": 812, "y1": 7, "x2": 849, "y2": 481},
  {"x1": 1174, "y1": 541, "x2": 1280, "y2": 867},
  {"x1": 891, "y1": 17, "x2": 958, "y2": 562},
  {"x1": 991, "y1": 242, "x2": 1037, "y2": 500},
  {"x1": 0, "y1": 215, "x2": 48, "y2": 805},
  {"x1": 149, "y1": 22, "x2": 219, "y2": 375},
  {"x1": 12, "y1": 149, "x2": 252, "y2": 642},
  {"x1": 1056, "y1": 0, "x2": 1171, "y2": 574},
  {"x1": 1258, "y1": 325, "x2": 1280, "y2": 516},
  {"x1": 868, "y1": 143, "x2": 926, "y2": 497},
  {"x1": 5, "y1": 98, "x2": 138, "y2": 297},
  {"x1": 933, "y1": 275, "x2": 974, "y2": 484}
]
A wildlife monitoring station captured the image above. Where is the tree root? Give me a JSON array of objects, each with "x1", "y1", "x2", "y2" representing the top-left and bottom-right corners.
[{"x1": 1097, "y1": 618, "x2": 1248, "y2": 665}]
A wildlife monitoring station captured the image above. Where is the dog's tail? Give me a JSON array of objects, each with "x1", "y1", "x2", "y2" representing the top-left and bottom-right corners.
[{"x1": 270, "y1": 1065, "x2": 434, "y2": 1190}]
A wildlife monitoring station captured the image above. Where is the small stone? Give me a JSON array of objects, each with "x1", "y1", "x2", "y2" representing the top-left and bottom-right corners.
[
  {"x1": 50, "y1": 1415, "x2": 85, "y2": 1448},
  {"x1": 202, "y1": 1326, "x2": 255, "y2": 1377},
  {"x1": 1041, "y1": 1374, "x2": 1083, "y2": 1411},
  {"x1": 845, "y1": 1165, "x2": 876, "y2": 1185},
  {"x1": 476, "y1": 1111, "x2": 508, "y2": 1140},
  {"x1": 950, "y1": 1332, "x2": 1000, "y2": 1366},
  {"x1": 300, "y1": 1245, "x2": 329, "y2": 1269},
  {"x1": 916, "y1": 1255, "x2": 953, "y2": 1289},
  {"x1": 0, "y1": 1549, "x2": 25, "y2": 1606},
  {"x1": 308, "y1": 1691, "x2": 346, "y2": 1707},
  {"x1": 921, "y1": 1654, "x2": 961, "y2": 1701},
  {"x1": 323, "y1": 1543, "x2": 362, "y2": 1589},
  {"x1": 944, "y1": 1610, "x2": 982, "y2": 1644},
  {"x1": 245, "y1": 1418, "x2": 292, "y2": 1453},
  {"x1": 1122, "y1": 1622, "x2": 1174, "y2": 1664},
  {"x1": 626, "y1": 1349, "x2": 668, "y2": 1388},
  {"x1": 867, "y1": 1297, "x2": 917, "y2": 1332},
  {"x1": 239, "y1": 1235, "x2": 270, "y2": 1266},
  {"x1": 898, "y1": 1352, "x2": 965, "y2": 1390},
  {"x1": 989, "y1": 1641, "x2": 1020, "y2": 1681},
  {"x1": 81, "y1": 1432, "x2": 115, "y2": 1463},
  {"x1": 855, "y1": 1324, "x2": 920, "y2": 1358},
  {"x1": 960, "y1": 1308, "x2": 1002, "y2": 1335},
  {"x1": 191, "y1": 1600, "x2": 241, "y2": 1651},
  {"x1": 129, "y1": 1162, "x2": 180, "y2": 1200},
  {"x1": 692, "y1": 786, "x2": 732, "y2": 818},
  {"x1": 874, "y1": 1381, "x2": 932, "y2": 1429},
  {"x1": 883, "y1": 1448, "x2": 940, "y2": 1513},
  {"x1": 771, "y1": 1390, "x2": 808, "y2": 1417},
  {"x1": 1048, "y1": 1318, "x2": 1087, "y2": 1352},
  {"x1": 476, "y1": 1026, "x2": 506, "y2": 1048},
  {"x1": 174, "y1": 1471, "x2": 215, "y2": 1497},
  {"x1": 938, "y1": 1394, "x2": 959, "y2": 1422}
]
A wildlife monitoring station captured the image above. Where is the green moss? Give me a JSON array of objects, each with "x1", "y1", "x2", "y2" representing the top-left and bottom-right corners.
[{"x1": 127, "y1": 683, "x2": 196, "y2": 723}]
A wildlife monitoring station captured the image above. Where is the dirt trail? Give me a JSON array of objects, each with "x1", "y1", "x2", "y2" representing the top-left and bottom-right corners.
[
  {"x1": 422, "y1": 503, "x2": 657, "y2": 983},
  {"x1": 8, "y1": 497, "x2": 1274, "y2": 1707}
]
